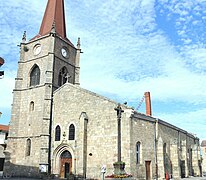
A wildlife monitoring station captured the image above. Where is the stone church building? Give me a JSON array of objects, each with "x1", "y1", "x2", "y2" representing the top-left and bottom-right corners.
[
  {"x1": 4, "y1": 0, "x2": 202, "y2": 179},
  {"x1": 201, "y1": 140, "x2": 206, "y2": 176}
]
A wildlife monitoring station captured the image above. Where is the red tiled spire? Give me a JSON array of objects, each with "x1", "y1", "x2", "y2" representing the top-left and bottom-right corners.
[
  {"x1": 31, "y1": 0, "x2": 70, "y2": 41},
  {"x1": 39, "y1": 0, "x2": 66, "y2": 38},
  {"x1": 31, "y1": 0, "x2": 74, "y2": 47}
]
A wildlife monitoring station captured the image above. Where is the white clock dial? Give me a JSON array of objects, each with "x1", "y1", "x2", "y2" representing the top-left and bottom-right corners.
[
  {"x1": 33, "y1": 44, "x2": 42, "y2": 55},
  {"x1": 61, "y1": 48, "x2": 67, "y2": 57}
]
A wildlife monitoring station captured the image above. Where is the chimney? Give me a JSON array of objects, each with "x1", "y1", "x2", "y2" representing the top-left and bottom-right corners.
[{"x1": 144, "y1": 92, "x2": 152, "y2": 116}]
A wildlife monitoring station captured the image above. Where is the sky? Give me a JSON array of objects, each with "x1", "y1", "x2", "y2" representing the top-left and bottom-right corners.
[{"x1": 0, "y1": 0, "x2": 206, "y2": 141}]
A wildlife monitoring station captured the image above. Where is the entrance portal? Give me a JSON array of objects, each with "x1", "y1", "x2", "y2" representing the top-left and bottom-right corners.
[{"x1": 60, "y1": 151, "x2": 72, "y2": 178}]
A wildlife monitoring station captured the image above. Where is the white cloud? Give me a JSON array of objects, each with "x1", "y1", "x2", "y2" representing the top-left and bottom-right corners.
[
  {"x1": 0, "y1": 71, "x2": 15, "y2": 108},
  {"x1": 0, "y1": 0, "x2": 206, "y2": 140}
]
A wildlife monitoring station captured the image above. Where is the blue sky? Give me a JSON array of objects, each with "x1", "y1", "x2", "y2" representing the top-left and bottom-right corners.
[{"x1": 0, "y1": 0, "x2": 206, "y2": 140}]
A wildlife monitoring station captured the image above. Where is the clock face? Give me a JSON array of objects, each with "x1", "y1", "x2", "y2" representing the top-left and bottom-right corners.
[
  {"x1": 33, "y1": 44, "x2": 41, "y2": 55},
  {"x1": 61, "y1": 47, "x2": 68, "y2": 58}
]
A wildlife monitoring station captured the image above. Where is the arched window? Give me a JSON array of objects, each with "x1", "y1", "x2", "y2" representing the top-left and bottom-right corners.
[
  {"x1": 30, "y1": 65, "x2": 40, "y2": 86},
  {"x1": 30, "y1": 101, "x2": 34, "y2": 111},
  {"x1": 163, "y1": 143, "x2": 167, "y2": 155},
  {"x1": 69, "y1": 124, "x2": 75, "y2": 140},
  {"x1": 58, "y1": 67, "x2": 68, "y2": 87},
  {"x1": 136, "y1": 142, "x2": 140, "y2": 164},
  {"x1": 26, "y1": 139, "x2": 31, "y2": 156},
  {"x1": 163, "y1": 143, "x2": 167, "y2": 174},
  {"x1": 55, "y1": 125, "x2": 61, "y2": 141}
]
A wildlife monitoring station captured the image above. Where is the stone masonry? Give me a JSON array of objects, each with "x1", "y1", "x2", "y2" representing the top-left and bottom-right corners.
[
  {"x1": 4, "y1": 30, "x2": 81, "y2": 177},
  {"x1": 51, "y1": 83, "x2": 201, "y2": 180}
]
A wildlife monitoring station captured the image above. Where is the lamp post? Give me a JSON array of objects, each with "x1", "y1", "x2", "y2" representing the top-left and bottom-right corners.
[{"x1": 0, "y1": 71, "x2": 4, "y2": 78}]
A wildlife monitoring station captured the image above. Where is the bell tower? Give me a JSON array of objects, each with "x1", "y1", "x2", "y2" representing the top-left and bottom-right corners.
[{"x1": 4, "y1": 0, "x2": 81, "y2": 177}]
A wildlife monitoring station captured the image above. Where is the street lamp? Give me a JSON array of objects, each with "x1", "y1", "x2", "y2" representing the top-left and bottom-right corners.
[
  {"x1": 0, "y1": 71, "x2": 4, "y2": 76},
  {"x1": 0, "y1": 57, "x2": 5, "y2": 78},
  {"x1": 0, "y1": 57, "x2": 4, "y2": 67}
]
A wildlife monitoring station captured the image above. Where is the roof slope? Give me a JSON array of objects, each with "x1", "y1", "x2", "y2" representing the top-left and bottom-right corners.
[
  {"x1": 39, "y1": 0, "x2": 66, "y2": 38},
  {"x1": 31, "y1": 0, "x2": 74, "y2": 46},
  {"x1": 0, "y1": 124, "x2": 9, "y2": 132}
]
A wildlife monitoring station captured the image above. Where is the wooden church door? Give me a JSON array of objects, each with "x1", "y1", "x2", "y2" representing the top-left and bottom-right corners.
[
  {"x1": 60, "y1": 151, "x2": 72, "y2": 178},
  {"x1": 145, "y1": 161, "x2": 151, "y2": 180}
]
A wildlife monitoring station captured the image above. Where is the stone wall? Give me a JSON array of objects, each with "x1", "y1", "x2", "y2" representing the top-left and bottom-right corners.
[
  {"x1": 51, "y1": 86, "x2": 201, "y2": 180},
  {"x1": 5, "y1": 33, "x2": 79, "y2": 177},
  {"x1": 53, "y1": 36, "x2": 78, "y2": 87},
  {"x1": 5, "y1": 35, "x2": 55, "y2": 176},
  {"x1": 201, "y1": 144, "x2": 206, "y2": 175},
  {"x1": 157, "y1": 121, "x2": 201, "y2": 179},
  {"x1": 52, "y1": 84, "x2": 131, "y2": 179},
  {"x1": 130, "y1": 115, "x2": 156, "y2": 179}
]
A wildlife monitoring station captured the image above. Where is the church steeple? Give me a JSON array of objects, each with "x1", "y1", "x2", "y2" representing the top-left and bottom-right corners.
[
  {"x1": 33, "y1": 0, "x2": 67, "y2": 40},
  {"x1": 4, "y1": 0, "x2": 81, "y2": 177}
]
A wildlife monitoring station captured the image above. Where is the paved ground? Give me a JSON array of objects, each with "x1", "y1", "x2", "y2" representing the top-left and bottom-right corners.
[
  {"x1": 180, "y1": 178, "x2": 206, "y2": 180},
  {"x1": 1, "y1": 177, "x2": 205, "y2": 180}
]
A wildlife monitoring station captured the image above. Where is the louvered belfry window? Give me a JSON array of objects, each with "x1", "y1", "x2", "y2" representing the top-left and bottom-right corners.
[
  {"x1": 30, "y1": 65, "x2": 40, "y2": 86},
  {"x1": 58, "y1": 66, "x2": 68, "y2": 87},
  {"x1": 69, "y1": 124, "x2": 75, "y2": 140}
]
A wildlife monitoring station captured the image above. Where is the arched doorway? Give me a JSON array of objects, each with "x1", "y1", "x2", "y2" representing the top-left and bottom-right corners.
[{"x1": 60, "y1": 150, "x2": 72, "y2": 178}]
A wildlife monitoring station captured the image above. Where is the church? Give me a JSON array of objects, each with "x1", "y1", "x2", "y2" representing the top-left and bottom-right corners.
[{"x1": 4, "y1": 0, "x2": 202, "y2": 179}]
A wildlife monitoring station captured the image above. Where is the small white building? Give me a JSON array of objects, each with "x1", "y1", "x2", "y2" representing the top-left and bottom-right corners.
[{"x1": 0, "y1": 125, "x2": 9, "y2": 172}]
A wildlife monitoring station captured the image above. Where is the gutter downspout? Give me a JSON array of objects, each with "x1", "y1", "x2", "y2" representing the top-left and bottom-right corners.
[
  {"x1": 48, "y1": 91, "x2": 53, "y2": 175},
  {"x1": 48, "y1": 33, "x2": 56, "y2": 175}
]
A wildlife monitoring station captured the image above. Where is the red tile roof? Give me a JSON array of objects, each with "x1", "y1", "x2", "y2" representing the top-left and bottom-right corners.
[
  {"x1": 40, "y1": 0, "x2": 66, "y2": 37},
  {"x1": 32, "y1": 0, "x2": 66, "y2": 39},
  {"x1": 31, "y1": 0, "x2": 74, "y2": 47},
  {"x1": 0, "y1": 124, "x2": 9, "y2": 131},
  {"x1": 0, "y1": 125, "x2": 9, "y2": 132},
  {"x1": 201, "y1": 140, "x2": 206, "y2": 147}
]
